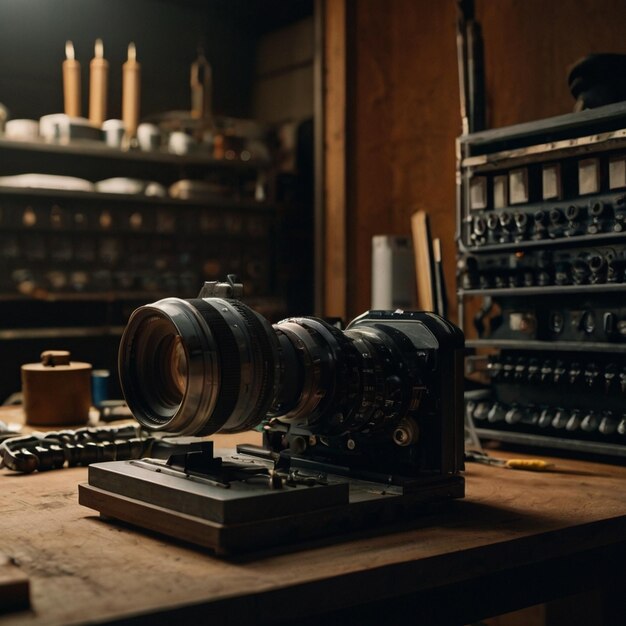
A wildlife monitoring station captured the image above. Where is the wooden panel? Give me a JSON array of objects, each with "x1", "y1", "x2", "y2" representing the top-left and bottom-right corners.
[
  {"x1": 348, "y1": 0, "x2": 460, "y2": 320},
  {"x1": 348, "y1": 0, "x2": 394, "y2": 316},
  {"x1": 323, "y1": 0, "x2": 348, "y2": 318},
  {"x1": 253, "y1": 17, "x2": 315, "y2": 123},
  {"x1": 478, "y1": 0, "x2": 626, "y2": 128}
]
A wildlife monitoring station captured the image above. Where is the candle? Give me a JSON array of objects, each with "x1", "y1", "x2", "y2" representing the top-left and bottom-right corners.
[
  {"x1": 122, "y1": 42, "x2": 141, "y2": 141},
  {"x1": 63, "y1": 41, "x2": 81, "y2": 117},
  {"x1": 89, "y1": 39, "x2": 108, "y2": 127}
]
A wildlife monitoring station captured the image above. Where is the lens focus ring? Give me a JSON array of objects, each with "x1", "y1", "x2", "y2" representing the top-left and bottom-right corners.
[{"x1": 119, "y1": 298, "x2": 221, "y2": 434}]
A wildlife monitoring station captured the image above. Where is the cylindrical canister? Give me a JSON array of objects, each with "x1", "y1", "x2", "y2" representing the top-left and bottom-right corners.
[
  {"x1": 91, "y1": 369, "x2": 110, "y2": 407},
  {"x1": 22, "y1": 350, "x2": 92, "y2": 426}
]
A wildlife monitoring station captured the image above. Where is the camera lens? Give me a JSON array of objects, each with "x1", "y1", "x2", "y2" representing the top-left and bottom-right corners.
[
  {"x1": 119, "y1": 297, "x2": 280, "y2": 435},
  {"x1": 126, "y1": 315, "x2": 188, "y2": 413},
  {"x1": 156, "y1": 332, "x2": 187, "y2": 405},
  {"x1": 119, "y1": 296, "x2": 462, "y2": 439}
]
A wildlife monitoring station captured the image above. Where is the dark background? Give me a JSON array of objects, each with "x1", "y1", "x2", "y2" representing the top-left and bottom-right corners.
[{"x1": 0, "y1": 0, "x2": 312, "y2": 121}]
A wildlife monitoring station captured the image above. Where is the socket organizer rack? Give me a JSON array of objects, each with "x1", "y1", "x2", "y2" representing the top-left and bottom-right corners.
[{"x1": 457, "y1": 102, "x2": 626, "y2": 458}]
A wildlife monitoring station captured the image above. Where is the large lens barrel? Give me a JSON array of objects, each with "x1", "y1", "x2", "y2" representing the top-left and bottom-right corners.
[
  {"x1": 120, "y1": 295, "x2": 457, "y2": 438},
  {"x1": 119, "y1": 297, "x2": 279, "y2": 435}
]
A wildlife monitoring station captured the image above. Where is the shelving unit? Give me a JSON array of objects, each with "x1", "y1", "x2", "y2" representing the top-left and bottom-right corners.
[
  {"x1": 457, "y1": 102, "x2": 626, "y2": 458},
  {"x1": 0, "y1": 136, "x2": 284, "y2": 401}
]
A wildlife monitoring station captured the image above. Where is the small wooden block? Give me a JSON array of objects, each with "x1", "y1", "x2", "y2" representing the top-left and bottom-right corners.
[{"x1": 0, "y1": 554, "x2": 30, "y2": 613}]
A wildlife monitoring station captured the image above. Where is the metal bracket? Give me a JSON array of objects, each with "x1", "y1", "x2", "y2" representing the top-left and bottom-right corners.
[{"x1": 198, "y1": 274, "x2": 243, "y2": 300}]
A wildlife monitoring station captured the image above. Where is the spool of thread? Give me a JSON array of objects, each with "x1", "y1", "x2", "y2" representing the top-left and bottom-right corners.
[{"x1": 22, "y1": 350, "x2": 92, "y2": 426}]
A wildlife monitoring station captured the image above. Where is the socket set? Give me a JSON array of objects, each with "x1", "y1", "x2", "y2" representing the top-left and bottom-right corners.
[
  {"x1": 467, "y1": 396, "x2": 626, "y2": 456},
  {"x1": 459, "y1": 243, "x2": 626, "y2": 290},
  {"x1": 486, "y1": 353, "x2": 626, "y2": 392},
  {"x1": 458, "y1": 102, "x2": 626, "y2": 457},
  {"x1": 466, "y1": 347, "x2": 626, "y2": 455},
  {"x1": 482, "y1": 294, "x2": 626, "y2": 344},
  {"x1": 466, "y1": 192, "x2": 626, "y2": 248},
  {"x1": 0, "y1": 193, "x2": 275, "y2": 298}
]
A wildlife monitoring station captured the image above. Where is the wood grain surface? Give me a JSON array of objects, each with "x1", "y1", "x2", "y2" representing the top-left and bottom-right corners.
[
  {"x1": 1, "y1": 440, "x2": 626, "y2": 625},
  {"x1": 323, "y1": 0, "x2": 348, "y2": 319}
]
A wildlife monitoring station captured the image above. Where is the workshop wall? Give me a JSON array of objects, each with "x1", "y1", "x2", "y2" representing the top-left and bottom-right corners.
[
  {"x1": 253, "y1": 17, "x2": 315, "y2": 124},
  {"x1": 344, "y1": 0, "x2": 459, "y2": 320},
  {"x1": 340, "y1": 0, "x2": 626, "y2": 321},
  {"x1": 480, "y1": 0, "x2": 626, "y2": 129}
]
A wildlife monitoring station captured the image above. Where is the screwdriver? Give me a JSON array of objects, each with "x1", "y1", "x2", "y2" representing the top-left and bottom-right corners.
[{"x1": 465, "y1": 450, "x2": 554, "y2": 471}]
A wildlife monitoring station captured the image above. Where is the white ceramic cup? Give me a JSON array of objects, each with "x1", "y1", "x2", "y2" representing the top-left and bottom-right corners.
[
  {"x1": 137, "y1": 123, "x2": 161, "y2": 151},
  {"x1": 5, "y1": 119, "x2": 39, "y2": 141},
  {"x1": 168, "y1": 131, "x2": 194, "y2": 155},
  {"x1": 102, "y1": 119, "x2": 125, "y2": 148}
]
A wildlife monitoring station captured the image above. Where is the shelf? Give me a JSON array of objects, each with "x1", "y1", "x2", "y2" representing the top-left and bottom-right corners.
[
  {"x1": 466, "y1": 339, "x2": 626, "y2": 353},
  {"x1": 0, "y1": 325, "x2": 126, "y2": 341},
  {"x1": 0, "y1": 291, "x2": 287, "y2": 309},
  {"x1": 0, "y1": 137, "x2": 270, "y2": 171},
  {"x1": 475, "y1": 427, "x2": 626, "y2": 457},
  {"x1": 459, "y1": 101, "x2": 626, "y2": 161},
  {"x1": 0, "y1": 291, "x2": 176, "y2": 303},
  {"x1": 0, "y1": 186, "x2": 274, "y2": 212},
  {"x1": 459, "y1": 282, "x2": 626, "y2": 297},
  {"x1": 463, "y1": 230, "x2": 626, "y2": 254}
]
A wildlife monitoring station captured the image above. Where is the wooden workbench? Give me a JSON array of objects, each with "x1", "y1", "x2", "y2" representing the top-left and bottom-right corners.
[{"x1": 1, "y1": 423, "x2": 626, "y2": 625}]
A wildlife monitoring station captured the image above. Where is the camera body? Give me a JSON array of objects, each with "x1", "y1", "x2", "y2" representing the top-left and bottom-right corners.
[
  {"x1": 80, "y1": 280, "x2": 465, "y2": 554},
  {"x1": 264, "y1": 309, "x2": 465, "y2": 484}
]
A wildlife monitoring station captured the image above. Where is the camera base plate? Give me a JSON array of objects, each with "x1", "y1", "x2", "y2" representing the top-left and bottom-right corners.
[{"x1": 79, "y1": 447, "x2": 464, "y2": 555}]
